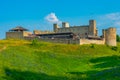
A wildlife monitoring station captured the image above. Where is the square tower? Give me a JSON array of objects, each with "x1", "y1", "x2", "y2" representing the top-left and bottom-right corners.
[{"x1": 89, "y1": 20, "x2": 97, "y2": 36}]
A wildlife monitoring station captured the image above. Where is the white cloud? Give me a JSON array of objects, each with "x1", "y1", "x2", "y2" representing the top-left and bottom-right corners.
[
  {"x1": 115, "y1": 21, "x2": 120, "y2": 26},
  {"x1": 45, "y1": 12, "x2": 61, "y2": 24},
  {"x1": 99, "y1": 12, "x2": 120, "y2": 26},
  {"x1": 105, "y1": 12, "x2": 120, "y2": 21},
  {"x1": 97, "y1": 12, "x2": 120, "y2": 35}
]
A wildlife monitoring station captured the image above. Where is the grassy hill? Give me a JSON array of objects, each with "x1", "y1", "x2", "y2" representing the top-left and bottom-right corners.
[{"x1": 0, "y1": 39, "x2": 120, "y2": 80}]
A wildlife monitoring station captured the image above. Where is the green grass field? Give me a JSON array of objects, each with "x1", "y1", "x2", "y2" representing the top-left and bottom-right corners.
[{"x1": 0, "y1": 39, "x2": 120, "y2": 80}]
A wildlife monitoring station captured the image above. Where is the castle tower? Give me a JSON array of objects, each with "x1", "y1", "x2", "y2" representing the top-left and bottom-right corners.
[
  {"x1": 62, "y1": 22, "x2": 69, "y2": 28},
  {"x1": 53, "y1": 24, "x2": 59, "y2": 33},
  {"x1": 89, "y1": 20, "x2": 97, "y2": 36},
  {"x1": 6, "y1": 26, "x2": 32, "y2": 39},
  {"x1": 105, "y1": 27, "x2": 116, "y2": 46}
]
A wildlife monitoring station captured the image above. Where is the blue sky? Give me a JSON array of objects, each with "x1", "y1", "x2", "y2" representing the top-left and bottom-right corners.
[{"x1": 0, "y1": 0, "x2": 120, "y2": 39}]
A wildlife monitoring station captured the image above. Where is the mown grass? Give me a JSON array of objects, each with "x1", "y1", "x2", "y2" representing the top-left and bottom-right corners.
[{"x1": 0, "y1": 39, "x2": 120, "y2": 80}]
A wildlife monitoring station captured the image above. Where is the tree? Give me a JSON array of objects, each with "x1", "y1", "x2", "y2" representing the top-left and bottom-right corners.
[{"x1": 116, "y1": 34, "x2": 120, "y2": 42}]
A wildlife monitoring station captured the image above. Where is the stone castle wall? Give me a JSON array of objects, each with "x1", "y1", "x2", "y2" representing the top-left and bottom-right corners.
[
  {"x1": 24, "y1": 37, "x2": 105, "y2": 45},
  {"x1": 80, "y1": 39, "x2": 105, "y2": 45},
  {"x1": 24, "y1": 37, "x2": 80, "y2": 44},
  {"x1": 33, "y1": 30, "x2": 53, "y2": 34},
  {"x1": 23, "y1": 32, "x2": 32, "y2": 37},
  {"x1": 6, "y1": 32, "x2": 24, "y2": 39},
  {"x1": 56, "y1": 26, "x2": 89, "y2": 38},
  {"x1": 6, "y1": 31, "x2": 32, "y2": 39}
]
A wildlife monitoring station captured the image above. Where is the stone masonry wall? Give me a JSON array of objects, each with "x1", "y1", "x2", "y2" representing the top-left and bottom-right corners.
[
  {"x1": 24, "y1": 37, "x2": 80, "y2": 44},
  {"x1": 24, "y1": 37, "x2": 105, "y2": 45},
  {"x1": 80, "y1": 39, "x2": 105, "y2": 45},
  {"x1": 57, "y1": 26, "x2": 89, "y2": 38},
  {"x1": 6, "y1": 31, "x2": 32, "y2": 39},
  {"x1": 6, "y1": 32, "x2": 24, "y2": 39}
]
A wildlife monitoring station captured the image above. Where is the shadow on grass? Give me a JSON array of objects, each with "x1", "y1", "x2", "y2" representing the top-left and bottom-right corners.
[
  {"x1": 68, "y1": 55, "x2": 120, "y2": 80},
  {"x1": 3, "y1": 68, "x2": 68, "y2": 80},
  {"x1": 2, "y1": 55, "x2": 120, "y2": 80},
  {"x1": 90, "y1": 55, "x2": 120, "y2": 68}
]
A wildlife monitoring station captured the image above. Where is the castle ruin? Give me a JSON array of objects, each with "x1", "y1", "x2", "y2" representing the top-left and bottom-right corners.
[
  {"x1": 6, "y1": 20, "x2": 117, "y2": 46},
  {"x1": 52, "y1": 20, "x2": 116, "y2": 46}
]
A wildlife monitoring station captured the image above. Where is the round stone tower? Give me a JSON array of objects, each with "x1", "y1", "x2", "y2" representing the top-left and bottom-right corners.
[{"x1": 105, "y1": 27, "x2": 116, "y2": 46}]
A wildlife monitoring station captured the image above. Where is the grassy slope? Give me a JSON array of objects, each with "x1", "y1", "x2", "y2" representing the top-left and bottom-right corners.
[{"x1": 0, "y1": 39, "x2": 120, "y2": 80}]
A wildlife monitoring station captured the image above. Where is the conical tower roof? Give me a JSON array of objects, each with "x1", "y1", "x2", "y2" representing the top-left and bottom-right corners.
[{"x1": 9, "y1": 26, "x2": 29, "y2": 31}]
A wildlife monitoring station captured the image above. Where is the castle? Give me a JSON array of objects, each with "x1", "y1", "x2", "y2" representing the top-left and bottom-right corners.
[
  {"x1": 6, "y1": 20, "x2": 117, "y2": 46},
  {"x1": 54, "y1": 20, "x2": 97, "y2": 38}
]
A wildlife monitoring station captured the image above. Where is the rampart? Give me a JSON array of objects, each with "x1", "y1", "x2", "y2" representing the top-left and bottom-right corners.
[
  {"x1": 80, "y1": 39, "x2": 105, "y2": 45},
  {"x1": 24, "y1": 37, "x2": 105, "y2": 45},
  {"x1": 24, "y1": 37, "x2": 80, "y2": 44}
]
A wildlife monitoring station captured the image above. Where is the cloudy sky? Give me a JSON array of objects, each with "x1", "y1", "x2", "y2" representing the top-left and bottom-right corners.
[{"x1": 0, "y1": 0, "x2": 120, "y2": 39}]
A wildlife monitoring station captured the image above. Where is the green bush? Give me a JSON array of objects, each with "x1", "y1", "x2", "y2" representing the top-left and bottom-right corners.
[
  {"x1": 117, "y1": 35, "x2": 120, "y2": 42},
  {"x1": 111, "y1": 46, "x2": 118, "y2": 51},
  {"x1": 90, "y1": 44, "x2": 95, "y2": 48},
  {"x1": 31, "y1": 38, "x2": 39, "y2": 46}
]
